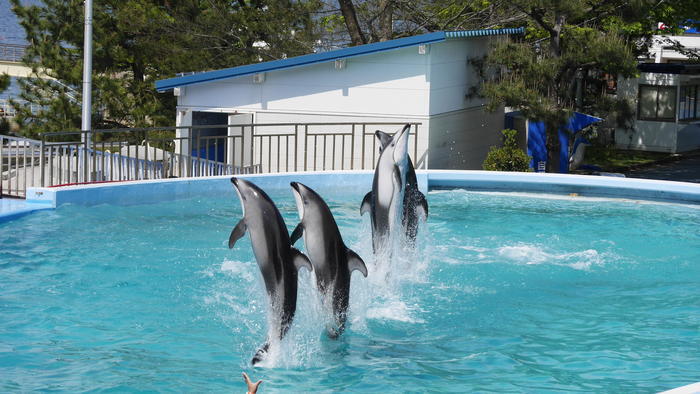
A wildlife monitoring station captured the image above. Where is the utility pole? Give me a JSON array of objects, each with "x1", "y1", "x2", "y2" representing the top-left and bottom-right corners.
[{"x1": 81, "y1": 0, "x2": 93, "y2": 147}]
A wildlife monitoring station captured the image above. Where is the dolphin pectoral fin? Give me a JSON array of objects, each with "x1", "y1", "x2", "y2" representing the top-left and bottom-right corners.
[
  {"x1": 228, "y1": 219, "x2": 247, "y2": 249},
  {"x1": 290, "y1": 223, "x2": 304, "y2": 245},
  {"x1": 347, "y1": 249, "x2": 368, "y2": 277},
  {"x1": 291, "y1": 247, "x2": 312, "y2": 272},
  {"x1": 416, "y1": 191, "x2": 429, "y2": 220},
  {"x1": 393, "y1": 165, "x2": 403, "y2": 188},
  {"x1": 360, "y1": 192, "x2": 372, "y2": 216}
]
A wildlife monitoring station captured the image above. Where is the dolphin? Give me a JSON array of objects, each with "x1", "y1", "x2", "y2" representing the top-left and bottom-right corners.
[
  {"x1": 289, "y1": 182, "x2": 368, "y2": 337},
  {"x1": 375, "y1": 129, "x2": 428, "y2": 244},
  {"x1": 360, "y1": 124, "x2": 411, "y2": 254},
  {"x1": 228, "y1": 177, "x2": 312, "y2": 365}
]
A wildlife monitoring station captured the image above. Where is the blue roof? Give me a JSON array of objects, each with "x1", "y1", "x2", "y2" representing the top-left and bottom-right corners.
[{"x1": 155, "y1": 28, "x2": 524, "y2": 91}]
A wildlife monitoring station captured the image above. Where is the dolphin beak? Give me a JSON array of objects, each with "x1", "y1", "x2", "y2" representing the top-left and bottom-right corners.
[
  {"x1": 393, "y1": 124, "x2": 410, "y2": 162},
  {"x1": 290, "y1": 182, "x2": 305, "y2": 219}
]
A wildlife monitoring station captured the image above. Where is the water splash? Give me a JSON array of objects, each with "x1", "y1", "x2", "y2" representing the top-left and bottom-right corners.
[{"x1": 496, "y1": 244, "x2": 605, "y2": 270}]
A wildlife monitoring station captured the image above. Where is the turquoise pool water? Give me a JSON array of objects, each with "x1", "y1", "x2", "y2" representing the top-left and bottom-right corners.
[{"x1": 1, "y1": 189, "x2": 699, "y2": 392}]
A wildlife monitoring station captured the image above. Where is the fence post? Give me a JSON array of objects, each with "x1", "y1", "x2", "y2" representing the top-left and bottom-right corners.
[
  {"x1": 83, "y1": 131, "x2": 89, "y2": 183},
  {"x1": 0, "y1": 135, "x2": 4, "y2": 196},
  {"x1": 40, "y1": 137, "x2": 45, "y2": 187}
]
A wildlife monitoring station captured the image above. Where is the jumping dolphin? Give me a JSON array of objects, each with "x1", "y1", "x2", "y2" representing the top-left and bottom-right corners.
[
  {"x1": 375, "y1": 129, "x2": 428, "y2": 244},
  {"x1": 228, "y1": 177, "x2": 312, "y2": 365},
  {"x1": 289, "y1": 182, "x2": 368, "y2": 337},
  {"x1": 360, "y1": 124, "x2": 411, "y2": 254}
]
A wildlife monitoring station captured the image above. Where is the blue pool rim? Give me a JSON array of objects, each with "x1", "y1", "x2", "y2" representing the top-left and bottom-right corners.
[{"x1": 5, "y1": 170, "x2": 699, "y2": 217}]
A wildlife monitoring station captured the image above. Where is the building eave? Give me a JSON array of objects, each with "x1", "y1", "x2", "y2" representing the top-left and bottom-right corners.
[{"x1": 155, "y1": 28, "x2": 524, "y2": 92}]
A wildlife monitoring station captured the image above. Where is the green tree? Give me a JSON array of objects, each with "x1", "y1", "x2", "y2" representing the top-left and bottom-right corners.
[
  {"x1": 10, "y1": 0, "x2": 320, "y2": 138},
  {"x1": 0, "y1": 74, "x2": 10, "y2": 133},
  {"x1": 323, "y1": 0, "x2": 514, "y2": 47},
  {"x1": 482, "y1": 129, "x2": 531, "y2": 171},
  {"x1": 0, "y1": 74, "x2": 8, "y2": 92},
  {"x1": 479, "y1": 0, "x2": 700, "y2": 172}
]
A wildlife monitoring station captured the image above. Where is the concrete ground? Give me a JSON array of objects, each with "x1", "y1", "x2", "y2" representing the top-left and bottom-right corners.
[{"x1": 625, "y1": 154, "x2": 700, "y2": 183}]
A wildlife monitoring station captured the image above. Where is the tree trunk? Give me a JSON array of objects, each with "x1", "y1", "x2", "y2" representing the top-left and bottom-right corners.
[
  {"x1": 338, "y1": 0, "x2": 366, "y2": 46},
  {"x1": 545, "y1": 122, "x2": 561, "y2": 173},
  {"x1": 378, "y1": 0, "x2": 393, "y2": 41},
  {"x1": 550, "y1": 12, "x2": 565, "y2": 57}
]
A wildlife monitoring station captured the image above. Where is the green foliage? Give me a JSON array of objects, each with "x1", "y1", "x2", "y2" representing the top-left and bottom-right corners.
[
  {"x1": 0, "y1": 74, "x2": 8, "y2": 92},
  {"x1": 479, "y1": 0, "x2": 647, "y2": 171},
  {"x1": 9, "y1": 0, "x2": 321, "y2": 138},
  {"x1": 0, "y1": 73, "x2": 9, "y2": 133},
  {"x1": 482, "y1": 129, "x2": 531, "y2": 172}
]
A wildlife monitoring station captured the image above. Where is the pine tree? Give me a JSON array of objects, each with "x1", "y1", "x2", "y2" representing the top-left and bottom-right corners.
[
  {"x1": 479, "y1": 0, "x2": 700, "y2": 172},
  {"x1": 10, "y1": 0, "x2": 321, "y2": 138}
]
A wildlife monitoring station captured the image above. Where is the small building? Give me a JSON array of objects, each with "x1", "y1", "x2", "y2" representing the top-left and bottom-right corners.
[
  {"x1": 615, "y1": 27, "x2": 700, "y2": 153},
  {"x1": 156, "y1": 29, "x2": 524, "y2": 171},
  {"x1": 616, "y1": 63, "x2": 700, "y2": 153}
]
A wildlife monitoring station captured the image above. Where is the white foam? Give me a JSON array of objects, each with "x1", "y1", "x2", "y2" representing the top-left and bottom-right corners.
[
  {"x1": 366, "y1": 300, "x2": 425, "y2": 324},
  {"x1": 220, "y1": 259, "x2": 255, "y2": 282},
  {"x1": 496, "y1": 244, "x2": 604, "y2": 270}
]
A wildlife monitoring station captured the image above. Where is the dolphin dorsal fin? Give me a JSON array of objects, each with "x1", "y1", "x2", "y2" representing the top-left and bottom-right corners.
[
  {"x1": 415, "y1": 191, "x2": 428, "y2": 221},
  {"x1": 346, "y1": 249, "x2": 368, "y2": 277},
  {"x1": 228, "y1": 219, "x2": 247, "y2": 249},
  {"x1": 360, "y1": 192, "x2": 372, "y2": 216},
  {"x1": 291, "y1": 247, "x2": 312, "y2": 272},
  {"x1": 290, "y1": 223, "x2": 304, "y2": 245}
]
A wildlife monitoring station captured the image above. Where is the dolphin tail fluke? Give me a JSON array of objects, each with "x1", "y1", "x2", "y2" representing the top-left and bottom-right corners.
[
  {"x1": 229, "y1": 219, "x2": 247, "y2": 248},
  {"x1": 360, "y1": 192, "x2": 372, "y2": 216},
  {"x1": 291, "y1": 247, "x2": 312, "y2": 272},
  {"x1": 251, "y1": 342, "x2": 270, "y2": 365},
  {"x1": 347, "y1": 249, "x2": 368, "y2": 277}
]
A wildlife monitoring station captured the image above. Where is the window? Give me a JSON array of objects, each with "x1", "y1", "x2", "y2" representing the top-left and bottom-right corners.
[
  {"x1": 638, "y1": 85, "x2": 677, "y2": 121},
  {"x1": 679, "y1": 85, "x2": 699, "y2": 121}
]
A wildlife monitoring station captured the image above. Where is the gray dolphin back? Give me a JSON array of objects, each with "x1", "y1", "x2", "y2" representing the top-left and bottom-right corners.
[
  {"x1": 228, "y1": 177, "x2": 311, "y2": 364},
  {"x1": 290, "y1": 182, "x2": 367, "y2": 337}
]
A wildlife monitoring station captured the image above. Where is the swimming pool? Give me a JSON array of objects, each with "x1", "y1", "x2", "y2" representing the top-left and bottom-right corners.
[{"x1": 2, "y1": 172, "x2": 699, "y2": 392}]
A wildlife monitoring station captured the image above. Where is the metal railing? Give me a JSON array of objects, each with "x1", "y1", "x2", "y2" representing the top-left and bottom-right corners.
[
  {"x1": 2, "y1": 121, "x2": 422, "y2": 198},
  {"x1": 1, "y1": 135, "x2": 42, "y2": 198},
  {"x1": 0, "y1": 43, "x2": 26, "y2": 63}
]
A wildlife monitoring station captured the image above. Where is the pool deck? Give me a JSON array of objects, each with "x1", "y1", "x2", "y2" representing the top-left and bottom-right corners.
[
  {"x1": 2, "y1": 170, "x2": 700, "y2": 224},
  {"x1": 0, "y1": 198, "x2": 53, "y2": 223}
]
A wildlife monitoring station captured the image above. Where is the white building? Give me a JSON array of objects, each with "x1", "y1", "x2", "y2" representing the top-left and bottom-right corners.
[
  {"x1": 615, "y1": 30, "x2": 700, "y2": 153},
  {"x1": 156, "y1": 29, "x2": 523, "y2": 171}
]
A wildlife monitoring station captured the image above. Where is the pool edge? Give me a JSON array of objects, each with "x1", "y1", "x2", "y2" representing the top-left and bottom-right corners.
[{"x1": 6, "y1": 170, "x2": 698, "y2": 223}]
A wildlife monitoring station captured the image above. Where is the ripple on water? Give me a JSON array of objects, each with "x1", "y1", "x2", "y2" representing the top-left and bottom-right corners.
[{"x1": 0, "y1": 190, "x2": 698, "y2": 391}]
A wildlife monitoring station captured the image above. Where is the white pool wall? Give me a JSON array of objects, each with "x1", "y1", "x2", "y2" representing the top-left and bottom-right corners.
[{"x1": 23, "y1": 170, "x2": 700, "y2": 208}]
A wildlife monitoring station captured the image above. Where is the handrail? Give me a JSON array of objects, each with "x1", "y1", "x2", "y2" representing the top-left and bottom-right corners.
[{"x1": 3, "y1": 121, "x2": 424, "y2": 198}]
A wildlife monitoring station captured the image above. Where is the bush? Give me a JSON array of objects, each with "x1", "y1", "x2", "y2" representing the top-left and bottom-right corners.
[{"x1": 482, "y1": 129, "x2": 531, "y2": 172}]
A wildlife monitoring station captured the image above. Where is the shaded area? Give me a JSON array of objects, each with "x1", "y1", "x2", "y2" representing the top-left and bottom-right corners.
[{"x1": 626, "y1": 154, "x2": 700, "y2": 183}]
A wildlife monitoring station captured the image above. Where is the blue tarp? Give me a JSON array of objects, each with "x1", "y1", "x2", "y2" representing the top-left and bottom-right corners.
[{"x1": 505, "y1": 111, "x2": 601, "y2": 173}]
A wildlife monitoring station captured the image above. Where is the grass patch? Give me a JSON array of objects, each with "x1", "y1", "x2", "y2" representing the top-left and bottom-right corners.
[{"x1": 584, "y1": 145, "x2": 676, "y2": 171}]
